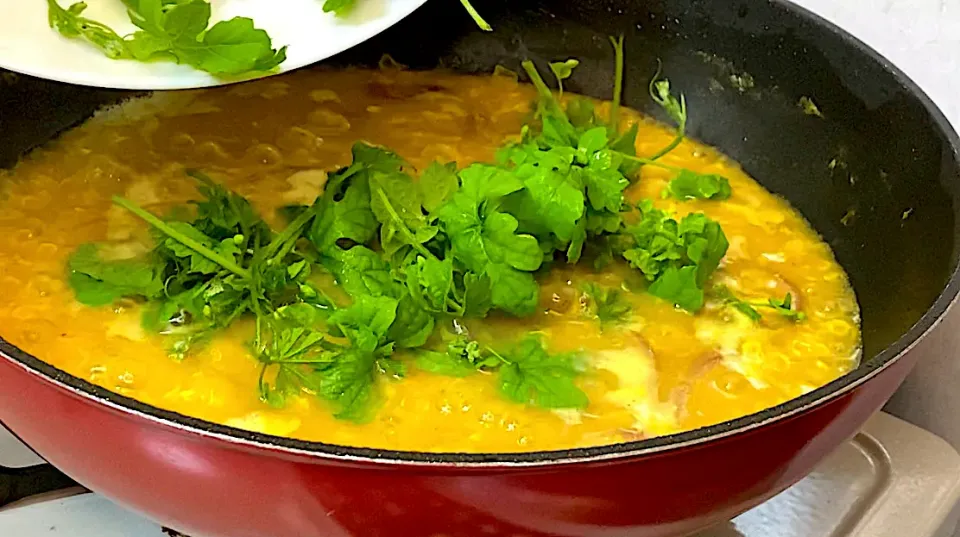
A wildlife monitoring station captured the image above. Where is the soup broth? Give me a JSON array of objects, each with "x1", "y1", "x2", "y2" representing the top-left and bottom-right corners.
[{"x1": 0, "y1": 67, "x2": 860, "y2": 452}]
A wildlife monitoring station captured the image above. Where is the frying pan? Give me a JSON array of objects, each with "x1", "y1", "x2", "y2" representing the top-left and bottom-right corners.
[{"x1": 0, "y1": 0, "x2": 958, "y2": 535}]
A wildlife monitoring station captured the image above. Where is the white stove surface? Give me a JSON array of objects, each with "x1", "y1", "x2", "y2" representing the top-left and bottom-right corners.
[{"x1": 3, "y1": 0, "x2": 960, "y2": 536}]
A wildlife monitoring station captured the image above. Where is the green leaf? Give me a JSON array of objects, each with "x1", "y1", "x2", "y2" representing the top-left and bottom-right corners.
[
  {"x1": 387, "y1": 294, "x2": 436, "y2": 348},
  {"x1": 512, "y1": 152, "x2": 585, "y2": 242},
  {"x1": 768, "y1": 293, "x2": 807, "y2": 321},
  {"x1": 369, "y1": 170, "x2": 438, "y2": 258},
  {"x1": 406, "y1": 255, "x2": 454, "y2": 312},
  {"x1": 650, "y1": 73, "x2": 687, "y2": 130},
  {"x1": 123, "y1": 0, "x2": 287, "y2": 76},
  {"x1": 47, "y1": 0, "x2": 130, "y2": 59},
  {"x1": 583, "y1": 151, "x2": 629, "y2": 212},
  {"x1": 665, "y1": 170, "x2": 732, "y2": 201},
  {"x1": 329, "y1": 295, "x2": 398, "y2": 342},
  {"x1": 420, "y1": 162, "x2": 460, "y2": 212},
  {"x1": 648, "y1": 265, "x2": 704, "y2": 311},
  {"x1": 577, "y1": 126, "x2": 609, "y2": 155},
  {"x1": 609, "y1": 122, "x2": 639, "y2": 156},
  {"x1": 310, "y1": 176, "x2": 377, "y2": 253},
  {"x1": 481, "y1": 212, "x2": 543, "y2": 271},
  {"x1": 621, "y1": 201, "x2": 728, "y2": 312},
  {"x1": 678, "y1": 213, "x2": 728, "y2": 287},
  {"x1": 461, "y1": 272, "x2": 493, "y2": 317},
  {"x1": 548, "y1": 58, "x2": 579, "y2": 95},
  {"x1": 351, "y1": 142, "x2": 408, "y2": 173},
  {"x1": 458, "y1": 163, "x2": 525, "y2": 200},
  {"x1": 316, "y1": 348, "x2": 380, "y2": 422},
  {"x1": 448, "y1": 336, "x2": 490, "y2": 366},
  {"x1": 188, "y1": 170, "x2": 271, "y2": 241},
  {"x1": 487, "y1": 264, "x2": 540, "y2": 316},
  {"x1": 415, "y1": 351, "x2": 478, "y2": 377},
  {"x1": 324, "y1": 246, "x2": 396, "y2": 298},
  {"x1": 713, "y1": 285, "x2": 805, "y2": 322},
  {"x1": 647, "y1": 65, "x2": 688, "y2": 160},
  {"x1": 434, "y1": 163, "x2": 542, "y2": 316},
  {"x1": 201, "y1": 275, "x2": 251, "y2": 324},
  {"x1": 566, "y1": 221, "x2": 587, "y2": 263},
  {"x1": 498, "y1": 336, "x2": 589, "y2": 409},
  {"x1": 67, "y1": 244, "x2": 164, "y2": 306},
  {"x1": 548, "y1": 59, "x2": 579, "y2": 82},
  {"x1": 436, "y1": 192, "x2": 541, "y2": 316},
  {"x1": 259, "y1": 317, "x2": 329, "y2": 365},
  {"x1": 322, "y1": 0, "x2": 356, "y2": 15},
  {"x1": 416, "y1": 335, "x2": 503, "y2": 377},
  {"x1": 161, "y1": 222, "x2": 225, "y2": 274},
  {"x1": 310, "y1": 143, "x2": 408, "y2": 254},
  {"x1": 582, "y1": 282, "x2": 632, "y2": 326},
  {"x1": 47, "y1": 0, "x2": 289, "y2": 77},
  {"x1": 566, "y1": 98, "x2": 598, "y2": 129}
]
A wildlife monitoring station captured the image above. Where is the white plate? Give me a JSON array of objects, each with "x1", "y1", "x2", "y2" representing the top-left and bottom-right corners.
[{"x1": 0, "y1": 0, "x2": 429, "y2": 90}]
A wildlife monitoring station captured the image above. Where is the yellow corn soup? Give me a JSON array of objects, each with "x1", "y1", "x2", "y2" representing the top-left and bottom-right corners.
[{"x1": 0, "y1": 68, "x2": 860, "y2": 452}]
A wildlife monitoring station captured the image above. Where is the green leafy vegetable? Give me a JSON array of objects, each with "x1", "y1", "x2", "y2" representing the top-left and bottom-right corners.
[
  {"x1": 419, "y1": 161, "x2": 460, "y2": 212},
  {"x1": 489, "y1": 51, "x2": 631, "y2": 264},
  {"x1": 415, "y1": 335, "x2": 500, "y2": 377},
  {"x1": 621, "y1": 200, "x2": 728, "y2": 311},
  {"x1": 498, "y1": 336, "x2": 589, "y2": 409},
  {"x1": 647, "y1": 63, "x2": 687, "y2": 161},
  {"x1": 308, "y1": 143, "x2": 387, "y2": 254},
  {"x1": 434, "y1": 164, "x2": 543, "y2": 316},
  {"x1": 124, "y1": 0, "x2": 287, "y2": 75},
  {"x1": 321, "y1": 0, "x2": 356, "y2": 15},
  {"x1": 417, "y1": 334, "x2": 588, "y2": 410},
  {"x1": 664, "y1": 170, "x2": 732, "y2": 201},
  {"x1": 47, "y1": 0, "x2": 286, "y2": 76},
  {"x1": 713, "y1": 285, "x2": 806, "y2": 322},
  {"x1": 548, "y1": 59, "x2": 579, "y2": 96},
  {"x1": 47, "y1": 0, "x2": 129, "y2": 59},
  {"x1": 582, "y1": 282, "x2": 632, "y2": 326},
  {"x1": 67, "y1": 244, "x2": 164, "y2": 306}
]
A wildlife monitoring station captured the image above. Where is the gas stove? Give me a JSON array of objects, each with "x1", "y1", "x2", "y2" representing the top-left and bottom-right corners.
[{"x1": 1, "y1": 412, "x2": 958, "y2": 537}]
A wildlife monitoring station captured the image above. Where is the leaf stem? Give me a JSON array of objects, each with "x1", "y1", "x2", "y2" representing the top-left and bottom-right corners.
[
  {"x1": 612, "y1": 151, "x2": 685, "y2": 172},
  {"x1": 373, "y1": 187, "x2": 435, "y2": 260},
  {"x1": 311, "y1": 284, "x2": 341, "y2": 312},
  {"x1": 647, "y1": 60, "x2": 687, "y2": 161},
  {"x1": 459, "y1": 0, "x2": 492, "y2": 31},
  {"x1": 484, "y1": 347, "x2": 512, "y2": 366},
  {"x1": 112, "y1": 196, "x2": 252, "y2": 280},
  {"x1": 257, "y1": 363, "x2": 270, "y2": 398},
  {"x1": 263, "y1": 204, "x2": 316, "y2": 263},
  {"x1": 521, "y1": 60, "x2": 555, "y2": 102},
  {"x1": 445, "y1": 298, "x2": 466, "y2": 316},
  {"x1": 648, "y1": 134, "x2": 684, "y2": 162},
  {"x1": 609, "y1": 35, "x2": 624, "y2": 133}
]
